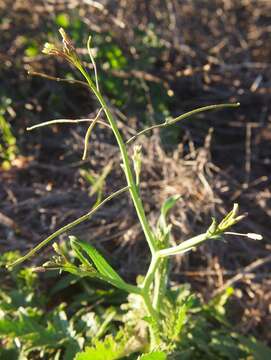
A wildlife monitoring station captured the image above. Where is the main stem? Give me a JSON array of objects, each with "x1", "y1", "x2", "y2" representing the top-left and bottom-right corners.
[
  {"x1": 78, "y1": 65, "x2": 162, "y2": 346},
  {"x1": 78, "y1": 66, "x2": 157, "y2": 256}
]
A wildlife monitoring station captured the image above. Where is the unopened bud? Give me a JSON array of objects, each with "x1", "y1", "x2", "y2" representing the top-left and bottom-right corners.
[
  {"x1": 42, "y1": 29, "x2": 81, "y2": 68},
  {"x1": 59, "y1": 28, "x2": 77, "y2": 58},
  {"x1": 232, "y1": 203, "x2": 239, "y2": 216},
  {"x1": 52, "y1": 242, "x2": 61, "y2": 254},
  {"x1": 42, "y1": 42, "x2": 59, "y2": 56},
  {"x1": 132, "y1": 145, "x2": 142, "y2": 185}
]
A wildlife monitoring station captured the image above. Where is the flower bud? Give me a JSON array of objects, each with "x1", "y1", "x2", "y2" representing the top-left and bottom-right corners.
[
  {"x1": 132, "y1": 145, "x2": 142, "y2": 185},
  {"x1": 42, "y1": 28, "x2": 81, "y2": 68}
]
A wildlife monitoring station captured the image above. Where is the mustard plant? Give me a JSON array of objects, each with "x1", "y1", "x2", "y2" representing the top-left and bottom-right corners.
[{"x1": 7, "y1": 29, "x2": 262, "y2": 353}]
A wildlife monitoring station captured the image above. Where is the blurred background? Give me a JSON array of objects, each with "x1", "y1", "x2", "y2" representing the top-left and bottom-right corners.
[{"x1": 1, "y1": 0, "x2": 270, "y2": 344}]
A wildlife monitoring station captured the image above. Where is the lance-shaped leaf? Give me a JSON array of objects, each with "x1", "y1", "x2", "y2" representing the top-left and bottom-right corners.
[
  {"x1": 69, "y1": 236, "x2": 140, "y2": 294},
  {"x1": 158, "y1": 195, "x2": 181, "y2": 230},
  {"x1": 156, "y1": 195, "x2": 181, "y2": 245}
]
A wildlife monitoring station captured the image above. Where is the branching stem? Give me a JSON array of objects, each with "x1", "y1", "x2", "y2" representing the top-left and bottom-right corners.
[
  {"x1": 126, "y1": 102, "x2": 240, "y2": 144},
  {"x1": 82, "y1": 107, "x2": 104, "y2": 160},
  {"x1": 27, "y1": 118, "x2": 110, "y2": 131},
  {"x1": 7, "y1": 186, "x2": 130, "y2": 268},
  {"x1": 157, "y1": 233, "x2": 212, "y2": 258}
]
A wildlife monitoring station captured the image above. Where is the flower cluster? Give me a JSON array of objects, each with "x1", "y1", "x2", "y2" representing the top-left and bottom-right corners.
[{"x1": 42, "y1": 28, "x2": 81, "y2": 68}]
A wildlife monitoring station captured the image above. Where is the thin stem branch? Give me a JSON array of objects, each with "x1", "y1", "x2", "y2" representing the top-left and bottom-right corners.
[
  {"x1": 126, "y1": 102, "x2": 240, "y2": 144},
  {"x1": 142, "y1": 255, "x2": 161, "y2": 293},
  {"x1": 7, "y1": 186, "x2": 130, "y2": 269},
  {"x1": 87, "y1": 35, "x2": 99, "y2": 92},
  {"x1": 82, "y1": 107, "x2": 104, "y2": 160},
  {"x1": 157, "y1": 233, "x2": 213, "y2": 258},
  {"x1": 28, "y1": 71, "x2": 89, "y2": 88},
  {"x1": 27, "y1": 118, "x2": 110, "y2": 131}
]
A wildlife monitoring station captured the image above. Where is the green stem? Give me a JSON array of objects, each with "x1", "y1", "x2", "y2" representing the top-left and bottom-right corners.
[
  {"x1": 153, "y1": 258, "x2": 168, "y2": 312},
  {"x1": 82, "y1": 107, "x2": 104, "y2": 160},
  {"x1": 139, "y1": 254, "x2": 162, "y2": 344},
  {"x1": 7, "y1": 186, "x2": 129, "y2": 269},
  {"x1": 142, "y1": 255, "x2": 161, "y2": 293},
  {"x1": 108, "y1": 278, "x2": 142, "y2": 295},
  {"x1": 142, "y1": 291, "x2": 159, "y2": 323},
  {"x1": 126, "y1": 102, "x2": 240, "y2": 144},
  {"x1": 78, "y1": 65, "x2": 157, "y2": 255},
  {"x1": 27, "y1": 118, "x2": 110, "y2": 131},
  {"x1": 157, "y1": 232, "x2": 213, "y2": 258},
  {"x1": 141, "y1": 290, "x2": 161, "y2": 350},
  {"x1": 141, "y1": 254, "x2": 162, "y2": 328},
  {"x1": 122, "y1": 283, "x2": 142, "y2": 295}
]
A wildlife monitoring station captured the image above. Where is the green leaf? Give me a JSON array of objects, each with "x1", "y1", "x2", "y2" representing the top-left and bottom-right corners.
[
  {"x1": 173, "y1": 296, "x2": 194, "y2": 339},
  {"x1": 80, "y1": 162, "x2": 112, "y2": 207},
  {"x1": 0, "y1": 348, "x2": 19, "y2": 360},
  {"x1": 55, "y1": 13, "x2": 70, "y2": 28},
  {"x1": 0, "y1": 312, "x2": 44, "y2": 338},
  {"x1": 75, "y1": 335, "x2": 125, "y2": 360},
  {"x1": 210, "y1": 331, "x2": 244, "y2": 359},
  {"x1": 138, "y1": 351, "x2": 167, "y2": 360},
  {"x1": 208, "y1": 287, "x2": 234, "y2": 316},
  {"x1": 25, "y1": 45, "x2": 39, "y2": 57},
  {"x1": 160, "y1": 195, "x2": 181, "y2": 220},
  {"x1": 132, "y1": 145, "x2": 142, "y2": 185},
  {"x1": 0, "y1": 111, "x2": 18, "y2": 165},
  {"x1": 206, "y1": 217, "x2": 217, "y2": 236},
  {"x1": 69, "y1": 237, "x2": 129, "y2": 291},
  {"x1": 157, "y1": 195, "x2": 181, "y2": 245},
  {"x1": 236, "y1": 334, "x2": 271, "y2": 360}
]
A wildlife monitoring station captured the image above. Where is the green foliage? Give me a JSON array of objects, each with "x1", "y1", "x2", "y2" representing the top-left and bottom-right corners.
[
  {"x1": 138, "y1": 352, "x2": 167, "y2": 360},
  {"x1": 2, "y1": 251, "x2": 271, "y2": 359},
  {"x1": 80, "y1": 161, "x2": 112, "y2": 207},
  {"x1": 41, "y1": 236, "x2": 139, "y2": 295},
  {"x1": 0, "y1": 252, "x2": 120, "y2": 359},
  {"x1": 55, "y1": 13, "x2": 70, "y2": 28},
  {"x1": 69, "y1": 236, "x2": 132, "y2": 292},
  {"x1": 0, "y1": 252, "x2": 80, "y2": 359},
  {"x1": 156, "y1": 195, "x2": 181, "y2": 245},
  {"x1": 24, "y1": 41, "x2": 39, "y2": 57},
  {"x1": 0, "y1": 97, "x2": 18, "y2": 169},
  {"x1": 75, "y1": 333, "x2": 127, "y2": 360}
]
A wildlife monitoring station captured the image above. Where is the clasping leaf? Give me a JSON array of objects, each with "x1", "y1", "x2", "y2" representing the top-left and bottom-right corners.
[{"x1": 69, "y1": 236, "x2": 136, "y2": 294}]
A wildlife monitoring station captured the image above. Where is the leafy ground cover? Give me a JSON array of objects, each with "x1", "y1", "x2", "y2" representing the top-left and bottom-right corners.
[{"x1": 1, "y1": 250, "x2": 270, "y2": 359}]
